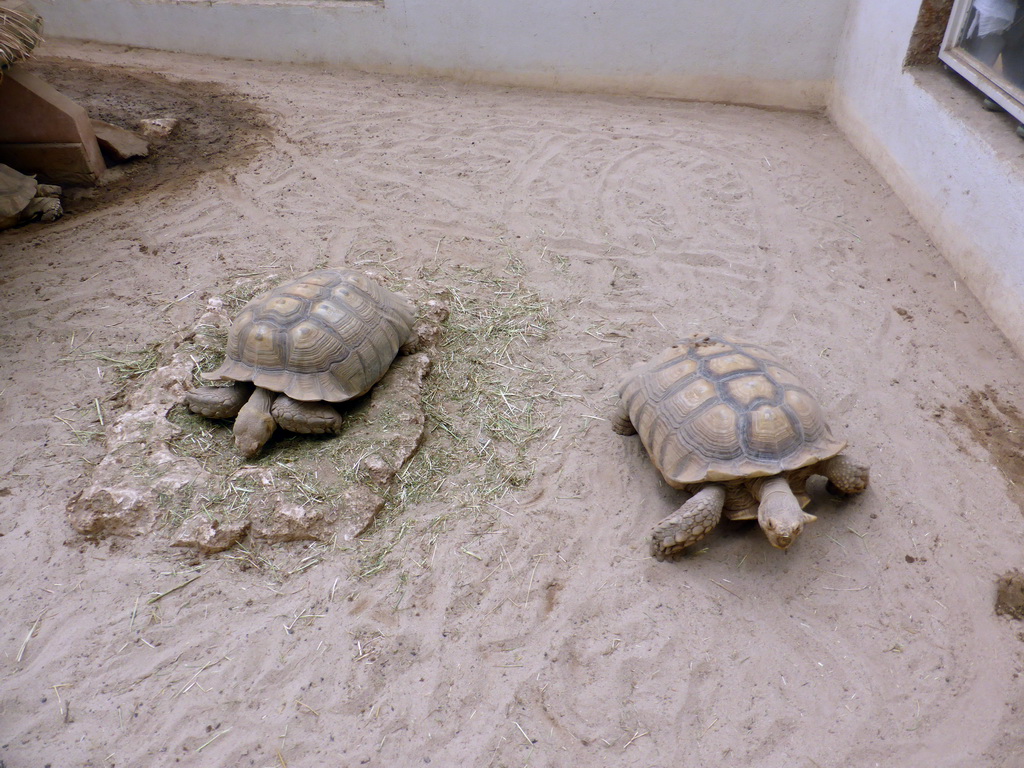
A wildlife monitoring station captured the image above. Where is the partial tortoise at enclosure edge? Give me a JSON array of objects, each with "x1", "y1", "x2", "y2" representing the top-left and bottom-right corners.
[
  {"x1": 0, "y1": 163, "x2": 61, "y2": 229},
  {"x1": 612, "y1": 334, "x2": 869, "y2": 560},
  {"x1": 185, "y1": 268, "x2": 417, "y2": 457}
]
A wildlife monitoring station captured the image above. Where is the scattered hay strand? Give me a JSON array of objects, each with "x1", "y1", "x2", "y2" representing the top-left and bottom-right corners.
[
  {"x1": 196, "y1": 726, "x2": 232, "y2": 752},
  {"x1": 622, "y1": 730, "x2": 649, "y2": 750},
  {"x1": 53, "y1": 414, "x2": 104, "y2": 445},
  {"x1": 513, "y1": 721, "x2": 534, "y2": 746},
  {"x1": 296, "y1": 700, "x2": 320, "y2": 717},
  {"x1": 16, "y1": 611, "x2": 44, "y2": 662},
  {"x1": 175, "y1": 657, "x2": 227, "y2": 698},
  {"x1": 709, "y1": 579, "x2": 741, "y2": 599},
  {"x1": 700, "y1": 716, "x2": 720, "y2": 738},
  {"x1": 148, "y1": 574, "x2": 201, "y2": 604}
]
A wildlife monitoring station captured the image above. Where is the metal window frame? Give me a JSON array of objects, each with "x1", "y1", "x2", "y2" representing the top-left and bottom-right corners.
[{"x1": 939, "y1": 0, "x2": 1024, "y2": 124}]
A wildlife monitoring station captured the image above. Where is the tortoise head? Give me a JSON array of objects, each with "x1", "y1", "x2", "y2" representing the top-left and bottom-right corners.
[
  {"x1": 760, "y1": 509, "x2": 817, "y2": 549},
  {"x1": 757, "y1": 476, "x2": 817, "y2": 550},
  {"x1": 233, "y1": 388, "x2": 278, "y2": 458}
]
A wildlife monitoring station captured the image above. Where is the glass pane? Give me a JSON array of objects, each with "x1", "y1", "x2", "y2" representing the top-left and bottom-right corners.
[{"x1": 959, "y1": 0, "x2": 1024, "y2": 89}]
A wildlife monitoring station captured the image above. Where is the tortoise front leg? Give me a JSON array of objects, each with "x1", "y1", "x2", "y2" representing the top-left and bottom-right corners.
[
  {"x1": 650, "y1": 485, "x2": 726, "y2": 561},
  {"x1": 233, "y1": 387, "x2": 278, "y2": 458},
  {"x1": 820, "y1": 455, "x2": 870, "y2": 495}
]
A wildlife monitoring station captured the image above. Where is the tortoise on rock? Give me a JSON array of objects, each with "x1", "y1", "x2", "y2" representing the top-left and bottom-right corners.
[
  {"x1": 186, "y1": 268, "x2": 416, "y2": 457},
  {"x1": 612, "y1": 335, "x2": 869, "y2": 560}
]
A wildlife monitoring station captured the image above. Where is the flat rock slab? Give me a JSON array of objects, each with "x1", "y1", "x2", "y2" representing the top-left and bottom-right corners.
[
  {"x1": 91, "y1": 119, "x2": 150, "y2": 161},
  {"x1": 0, "y1": 68, "x2": 105, "y2": 184}
]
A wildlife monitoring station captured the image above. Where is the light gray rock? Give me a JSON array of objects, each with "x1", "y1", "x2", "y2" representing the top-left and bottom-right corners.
[{"x1": 172, "y1": 516, "x2": 249, "y2": 554}]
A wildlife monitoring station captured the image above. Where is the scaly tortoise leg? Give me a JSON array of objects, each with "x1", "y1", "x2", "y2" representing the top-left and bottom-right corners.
[
  {"x1": 820, "y1": 455, "x2": 870, "y2": 496},
  {"x1": 185, "y1": 382, "x2": 253, "y2": 419},
  {"x1": 270, "y1": 395, "x2": 344, "y2": 435},
  {"x1": 650, "y1": 485, "x2": 726, "y2": 561}
]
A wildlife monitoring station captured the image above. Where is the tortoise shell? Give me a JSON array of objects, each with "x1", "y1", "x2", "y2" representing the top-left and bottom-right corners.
[
  {"x1": 618, "y1": 335, "x2": 845, "y2": 486},
  {"x1": 0, "y1": 164, "x2": 37, "y2": 220},
  {"x1": 210, "y1": 269, "x2": 415, "y2": 402}
]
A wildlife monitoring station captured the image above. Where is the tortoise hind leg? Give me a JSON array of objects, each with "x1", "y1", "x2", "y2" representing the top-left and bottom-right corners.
[
  {"x1": 271, "y1": 396, "x2": 344, "y2": 435},
  {"x1": 650, "y1": 485, "x2": 726, "y2": 561},
  {"x1": 819, "y1": 455, "x2": 870, "y2": 495},
  {"x1": 611, "y1": 398, "x2": 636, "y2": 435},
  {"x1": 185, "y1": 382, "x2": 253, "y2": 419}
]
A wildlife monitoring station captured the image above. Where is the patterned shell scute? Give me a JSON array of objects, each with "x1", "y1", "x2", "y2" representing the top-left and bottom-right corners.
[
  {"x1": 210, "y1": 269, "x2": 415, "y2": 402},
  {"x1": 619, "y1": 335, "x2": 846, "y2": 485}
]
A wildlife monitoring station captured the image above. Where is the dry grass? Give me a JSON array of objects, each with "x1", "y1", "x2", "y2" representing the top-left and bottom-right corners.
[
  {"x1": 52, "y1": 343, "x2": 163, "y2": 450},
  {"x1": 0, "y1": 4, "x2": 42, "y2": 69},
  {"x1": 352, "y1": 259, "x2": 555, "y2": 577},
  {"x1": 53, "y1": 406, "x2": 106, "y2": 447},
  {"x1": 418, "y1": 262, "x2": 552, "y2": 502},
  {"x1": 90, "y1": 344, "x2": 163, "y2": 394}
]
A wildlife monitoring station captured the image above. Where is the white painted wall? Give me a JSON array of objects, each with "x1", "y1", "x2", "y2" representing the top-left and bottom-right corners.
[
  {"x1": 831, "y1": 0, "x2": 1024, "y2": 356},
  {"x1": 43, "y1": 0, "x2": 849, "y2": 110}
]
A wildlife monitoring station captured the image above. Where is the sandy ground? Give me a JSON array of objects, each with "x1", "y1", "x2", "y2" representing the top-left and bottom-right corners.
[{"x1": 3, "y1": 41, "x2": 1024, "y2": 768}]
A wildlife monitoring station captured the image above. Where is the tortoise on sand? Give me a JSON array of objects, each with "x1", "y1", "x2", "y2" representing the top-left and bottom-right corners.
[
  {"x1": 612, "y1": 335, "x2": 869, "y2": 560},
  {"x1": 186, "y1": 268, "x2": 416, "y2": 458}
]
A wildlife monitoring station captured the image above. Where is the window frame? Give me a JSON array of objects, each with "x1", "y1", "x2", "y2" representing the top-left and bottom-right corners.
[{"x1": 939, "y1": 0, "x2": 1024, "y2": 124}]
